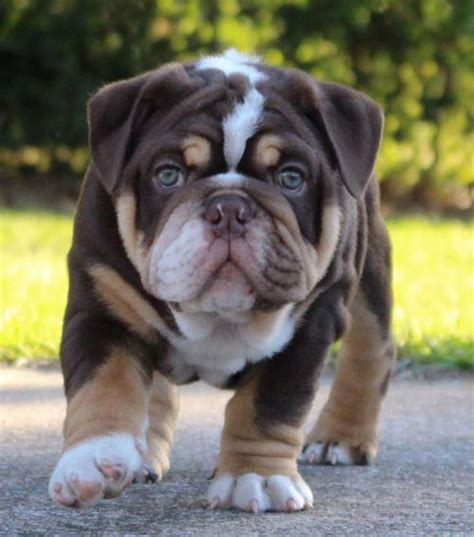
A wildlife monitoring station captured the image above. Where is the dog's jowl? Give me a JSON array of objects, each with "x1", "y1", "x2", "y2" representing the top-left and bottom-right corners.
[{"x1": 49, "y1": 50, "x2": 395, "y2": 512}]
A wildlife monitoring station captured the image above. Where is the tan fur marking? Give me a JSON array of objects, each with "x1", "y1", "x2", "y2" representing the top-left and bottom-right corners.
[
  {"x1": 246, "y1": 305, "x2": 294, "y2": 342},
  {"x1": 182, "y1": 135, "x2": 211, "y2": 168},
  {"x1": 315, "y1": 204, "x2": 341, "y2": 281},
  {"x1": 293, "y1": 204, "x2": 341, "y2": 319},
  {"x1": 255, "y1": 134, "x2": 282, "y2": 168},
  {"x1": 305, "y1": 291, "x2": 395, "y2": 459},
  {"x1": 217, "y1": 374, "x2": 303, "y2": 476},
  {"x1": 88, "y1": 264, "x2": 173, "y2": 340},
  {"x1": 145, "y1": 371, "x2": 180, "y2": 477},
  {"x1": 63, "y1": 350, "x2": 149, "y2": 449},
  {"x1": 115, "y1": 194, "x2": 147, "y2": 278}
]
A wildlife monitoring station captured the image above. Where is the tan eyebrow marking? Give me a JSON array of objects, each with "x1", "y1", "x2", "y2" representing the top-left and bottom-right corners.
[
  {"x1": 255, "y1": 134, "x2": 282, "y2": 168},
  {"x1": 181, "y1": 135, "x2": 211, "y2": 168}
]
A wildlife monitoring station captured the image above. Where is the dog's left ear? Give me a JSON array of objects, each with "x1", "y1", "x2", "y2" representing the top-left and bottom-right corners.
[
  {"x1": 289, "y1": 72, "x2": 384, "y2": 197},
  {"x1": 316, "y1": 81, "x2": 384, "y2": 197}
]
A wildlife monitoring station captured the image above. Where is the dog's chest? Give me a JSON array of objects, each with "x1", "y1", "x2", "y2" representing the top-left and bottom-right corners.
[{"x1": 163, "y1": 307, "x2": 296, "y2": 387}]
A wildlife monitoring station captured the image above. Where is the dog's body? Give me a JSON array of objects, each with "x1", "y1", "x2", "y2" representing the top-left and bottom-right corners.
[{"x1": 49, "y1": 51, "x2": 395, "y2": 512}]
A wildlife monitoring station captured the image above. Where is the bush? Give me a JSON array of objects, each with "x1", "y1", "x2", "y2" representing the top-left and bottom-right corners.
[{"x1": 0, "y1": 0, "x2": 472, "y2": 209}]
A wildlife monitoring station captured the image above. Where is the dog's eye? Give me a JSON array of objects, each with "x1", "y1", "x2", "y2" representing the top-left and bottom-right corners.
[
  {"x1": 154, "y1": 166, "x2": 185, "y2": 188},
  {"x1": 277, "y1": 168, "x2": 304, "y2": 192}
]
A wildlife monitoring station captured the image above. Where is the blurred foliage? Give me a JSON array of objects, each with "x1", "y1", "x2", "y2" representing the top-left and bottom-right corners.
[{"x1": 0, "y1": 0, "x2": 473, "y2": 209}]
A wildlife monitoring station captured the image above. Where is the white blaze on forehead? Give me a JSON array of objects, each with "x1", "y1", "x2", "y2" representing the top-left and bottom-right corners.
[
  {"x1": 196, "y1": 49, "x2": 264, "y2": 84},
  {"x1": 212, "y1": 171, "x2": 245, "y2": 186},
  {"x1": 223, "y1": 88, "x2": 265, "y2": 170},
  {"x1": 196, "y1": 49, "x2": 267, "y2": 171}
]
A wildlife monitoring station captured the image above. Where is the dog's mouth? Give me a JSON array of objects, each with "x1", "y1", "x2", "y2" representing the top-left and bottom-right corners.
[
  {"x1": 148, "y1": 230, "x2": 258, "y2": 309},
  {"x1": 182, "y1": 260, "x2": 256, "y2": 317},
  {"x1": 145, "y1": 201, "x2": 311, "y2": 314}
]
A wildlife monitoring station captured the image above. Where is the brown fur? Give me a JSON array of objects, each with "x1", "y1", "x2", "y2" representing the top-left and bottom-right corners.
[
  {"x1": 63, "y1": 350, "x2": 149, "y2": 450},
  {"x1": 217, "y1": 372, "x2": 303, "y2": 476},
  {"x1": 53, "y1": 54, "x2": 393, "y2": 511},
  {"x1": 115, "y1": 193, "x2": 147, "y2": 277},
  {"x1": 292, "y1": 204, "x2": 342, "y2": 320},
  {"x1": 145, "y1": 371, "x2": 180, "y2": 478},
  {"x1": 305, "y1": 291, "x2": 395, "y2": 462},
  {"x1": 88, "y1": 264, "x2": 172, "y2": 340}
]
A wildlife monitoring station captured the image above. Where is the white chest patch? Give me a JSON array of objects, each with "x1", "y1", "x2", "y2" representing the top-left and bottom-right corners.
[
  {"x1": 166, "y1": 305, "x2": 296, "y2": 387},
  {"x1": 197, "y1": 49, "x2": 266, "y2": 172}
]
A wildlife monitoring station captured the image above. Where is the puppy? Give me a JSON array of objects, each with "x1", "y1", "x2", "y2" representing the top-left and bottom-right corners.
[{"x1": 49, "y1": 50, "x2": 395, "y2": 512}]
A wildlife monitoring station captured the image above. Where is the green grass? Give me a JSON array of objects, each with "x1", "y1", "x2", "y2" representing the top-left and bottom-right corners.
[
  {"x1": 0, "y1": 208, "x2": 472, "y2": 367},
  {"x1": 390, "y1": 217, "x2": 473, "y2": 368},
  {"x1": 0, "y1": 208, "x2": 72, "y2": 360}
]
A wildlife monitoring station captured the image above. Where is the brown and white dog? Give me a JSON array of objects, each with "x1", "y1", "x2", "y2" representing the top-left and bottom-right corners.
[{"x1": 49, "y1": 50, "x2": 395, "y2": 512}]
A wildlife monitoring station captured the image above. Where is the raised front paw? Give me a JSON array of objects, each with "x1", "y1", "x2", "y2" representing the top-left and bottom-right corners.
[
  {"x1": 49, "y1": 433, "x2": 146, "y2": 508},
  {"x1": 207, "y1": 473, "x2": 313, "y2": 513},
  {"x1": 300, "y1": 440, "x2": 375, "y2": 466}
]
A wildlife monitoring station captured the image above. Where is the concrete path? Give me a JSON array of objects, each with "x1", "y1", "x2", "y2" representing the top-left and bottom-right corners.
[{"x1": 0, "y1": 367, "x2": 473, "y2": 536}]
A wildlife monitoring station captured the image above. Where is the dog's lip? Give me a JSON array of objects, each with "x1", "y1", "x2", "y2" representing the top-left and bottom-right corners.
[
  {"x1": 198, "y1": 259, "x2": 255, "y2": 297},
  {"x1": 223, "y1": 260, "x2": 254, "y2": 296},
  {"x1": 188, "y1": 235, "x2": 296, "y2": 301}
]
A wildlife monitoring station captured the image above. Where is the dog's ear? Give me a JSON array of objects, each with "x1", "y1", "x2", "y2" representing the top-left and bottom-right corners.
[
  {"x1": 315, "y1": 81, "x2": 384, "y2": 197},
  {"x1": 289, "y1": 72, "x2": 384, "y2": 197},
  {"x1": 88, "y1": 65, "x2": 197, "y2": 194}
]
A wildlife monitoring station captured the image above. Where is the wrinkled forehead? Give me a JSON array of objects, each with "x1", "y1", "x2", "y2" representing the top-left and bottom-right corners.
[{"x1": 136, "y1": 50, "x2": 320, "y2": 170}]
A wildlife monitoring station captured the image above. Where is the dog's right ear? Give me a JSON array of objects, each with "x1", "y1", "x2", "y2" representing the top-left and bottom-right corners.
[
  {"x1": 88, "y1": 73, "x2": 147, "y2": 194},
  {"x1": 88, "y1": 65, "x2": 198, "y2": 194}
]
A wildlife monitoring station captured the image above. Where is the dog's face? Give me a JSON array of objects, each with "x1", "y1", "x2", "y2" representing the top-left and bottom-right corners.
[{"x1": 88, "y1": 51, "x2": 382, "y2": 321}]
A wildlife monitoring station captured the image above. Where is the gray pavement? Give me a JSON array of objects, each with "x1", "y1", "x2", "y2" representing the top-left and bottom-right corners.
[{"x1": 0, "y1": 366, "x2": 473, "y2": 536}]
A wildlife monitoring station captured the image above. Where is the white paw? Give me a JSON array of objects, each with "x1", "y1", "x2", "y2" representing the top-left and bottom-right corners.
[
  {"x1": 49, "y1": 433, "x2": 145, "y2": 508},
  {"x1": 207, "y1": 473, "x2": 313, "y2": 513},
  {"x1": 299, "y1": 441, "x2": 354, "y2": 466}
]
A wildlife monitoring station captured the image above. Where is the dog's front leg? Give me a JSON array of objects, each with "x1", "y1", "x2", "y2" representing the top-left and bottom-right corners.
[
  {"x1": 208, "y1": 303, "x2": 342, "y2": 513},
  {"x1": 49, "y1": 314, "x2": 153, "y2": 508},
  {"x1": 207, "y1": 375, "x2": 313, "y2": 513}
]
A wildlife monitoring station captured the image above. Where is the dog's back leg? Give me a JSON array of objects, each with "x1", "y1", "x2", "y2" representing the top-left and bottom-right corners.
[{"x1": 141, "y1": 371, "x2": 179, "y2": 482}]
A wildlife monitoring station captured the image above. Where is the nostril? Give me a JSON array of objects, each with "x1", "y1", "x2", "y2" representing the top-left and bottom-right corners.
[
  {"x1": 206, "y1": 203, "x2": 223, "y2": 225},
  {"x1": 236, "y1": 204, "x2": 252, "y2": 224}
]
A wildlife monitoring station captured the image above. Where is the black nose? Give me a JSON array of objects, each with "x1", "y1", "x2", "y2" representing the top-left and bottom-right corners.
[{"x1": 205, "y1": 195, "x2": 254, "y2": 238}]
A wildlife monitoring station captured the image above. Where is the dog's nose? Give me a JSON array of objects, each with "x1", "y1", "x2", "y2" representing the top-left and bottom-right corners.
[{"x1": 205, "y1": 195, "x2": 253, "y2": 238}]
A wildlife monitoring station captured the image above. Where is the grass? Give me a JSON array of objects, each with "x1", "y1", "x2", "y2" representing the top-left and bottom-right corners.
[
  {"x1": 0, "y1": 208, "x2": 472, "y2": 367},
  {"x1": 389, "y1": 217, "x2": 473, "y2": 368},
  {"x1": 0, "y1": 208, "x2": 72, "y2": 361}
]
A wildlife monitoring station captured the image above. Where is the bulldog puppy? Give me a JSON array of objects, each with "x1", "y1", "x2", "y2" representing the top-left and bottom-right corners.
[{"x1": 49, "y1": 50, "x2": 395, "y2": 512}]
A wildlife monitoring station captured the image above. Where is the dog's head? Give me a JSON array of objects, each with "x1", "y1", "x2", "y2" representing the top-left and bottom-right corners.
[{"x1": 88, "y1": 50, "x2": 383, "y2": 320}]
